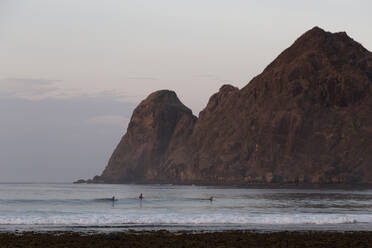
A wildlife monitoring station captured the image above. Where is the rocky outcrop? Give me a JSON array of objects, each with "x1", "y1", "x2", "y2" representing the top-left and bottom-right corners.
[
  {"x1": 96, "y1": 27, "x2": 372, "y2": 185},
  {"x1": 99, "y1": 90, "x2": 197, "y2": 183}
]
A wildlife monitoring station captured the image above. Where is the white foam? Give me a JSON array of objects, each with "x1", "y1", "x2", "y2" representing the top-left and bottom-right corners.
[{"x1": 0, "y1": 213, "x2": 370, "y2": 226}]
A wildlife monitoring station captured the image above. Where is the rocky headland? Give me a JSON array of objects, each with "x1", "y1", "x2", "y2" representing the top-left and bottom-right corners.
[{"x1": 92, "y1": 27, "x2": 372, "y2": 185}]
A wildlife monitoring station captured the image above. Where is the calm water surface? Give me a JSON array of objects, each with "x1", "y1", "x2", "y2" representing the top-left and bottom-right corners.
[{"x1": 0, "y1": 183, "x2": 372, "y2": 232}]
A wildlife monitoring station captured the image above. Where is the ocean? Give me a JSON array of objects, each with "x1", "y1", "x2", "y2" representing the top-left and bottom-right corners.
[{"x1": 0, "y1": 183, "x2": 372, "y2": 232}]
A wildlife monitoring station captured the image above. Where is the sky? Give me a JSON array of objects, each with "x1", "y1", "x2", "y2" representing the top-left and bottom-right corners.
[{"x1": 0, "y1": 0, "x2": 371, "y2": 182}]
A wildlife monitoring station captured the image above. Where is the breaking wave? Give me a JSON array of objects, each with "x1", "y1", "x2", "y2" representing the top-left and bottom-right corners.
[{"x1": 0, "y1": 213, "x2": 369, "y2": 226}]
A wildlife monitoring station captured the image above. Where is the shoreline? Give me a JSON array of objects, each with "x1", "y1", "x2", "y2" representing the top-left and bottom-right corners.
[
  {"x1": 3, "y1": 181, "x2": 372, "y2": 190},
  {"x1": 77, "y1": 181, "x2": 372, "y2": 190},
  {"x1": 1, "y1": 230, "x2": 372, "y2": 247}
]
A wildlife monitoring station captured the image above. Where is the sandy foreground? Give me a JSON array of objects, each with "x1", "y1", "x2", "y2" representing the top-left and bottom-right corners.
[{"x1": 0, "y1": 231, "x2": 371, "y2": 248}]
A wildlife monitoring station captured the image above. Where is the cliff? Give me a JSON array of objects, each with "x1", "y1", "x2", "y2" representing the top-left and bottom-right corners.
[
  {"x1": 98, "y1": 90, "x2": 197, "y2": 183},
  {"x1": 96, "y1": 27, "x2": 372, "y2": 185}
]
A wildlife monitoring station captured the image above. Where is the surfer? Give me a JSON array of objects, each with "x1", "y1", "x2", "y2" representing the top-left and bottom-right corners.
[
  {"x1": 209, "y1": 196, "x2": 214, "y2": 202},
  {"x1": 139, "y1": 193, "x2": 143, "y2": 200},
  {"x1": 111, "y1": 196, "x2": 115, "y2": 201}
]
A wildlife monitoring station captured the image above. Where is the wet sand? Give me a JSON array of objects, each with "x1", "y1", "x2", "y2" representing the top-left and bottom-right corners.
[{"x1": 0, "y1": 231, "x2": 371, "y2": 248}]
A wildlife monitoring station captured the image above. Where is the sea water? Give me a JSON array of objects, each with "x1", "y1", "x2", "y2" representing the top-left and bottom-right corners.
[{"x1": 0, "y1": 183, "x2": 372, "y2": 232}]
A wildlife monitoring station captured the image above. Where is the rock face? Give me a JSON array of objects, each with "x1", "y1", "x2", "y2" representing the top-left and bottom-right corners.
[
  {"x1": 97, "y1": 27, "x2": 372, "y2": 185},
  {"x1": 99, "y1": 90, "x2": 197, "y2": 183}
]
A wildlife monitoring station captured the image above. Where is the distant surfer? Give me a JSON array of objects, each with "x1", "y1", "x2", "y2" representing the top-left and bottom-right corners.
[
  {"x1": 209, "y1": 196, "x2": 214, "y2": 202},
  {"x1": 139, "y1": 193, "x2": 143, "y2": 200},
  {"x1": 111, "y1": 196, "x2": 116, "y2": 201}
]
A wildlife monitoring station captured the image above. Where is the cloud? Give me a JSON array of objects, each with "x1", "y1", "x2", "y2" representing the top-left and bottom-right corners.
[
  {"x1": 191, "y1": 74, "x2": 234, "y2": 86},
  {"x1": 192, "y1": 74, "x2": 233, "y2": 83},
  {"x1": 0, "y1": 77, "x2": 64, "y2": 100},
  {"x1": 126, "y1": 76, "x2": 158, "y2": 81},
  {"x1": 192, "y1": 74, "x2": 219, "y2": 79},
  {"x1": 97, "y1": 89, "x2": 141, "y2": 102},
  {"x1": 85, "y1": 115, "x2": 130, "y2": 127},
  {"x1": 0, "y1": 77, "x2": 138, "y2": 102},
  {"x1": 4, "y1": 78, "x2": 59, "y2": 85}
]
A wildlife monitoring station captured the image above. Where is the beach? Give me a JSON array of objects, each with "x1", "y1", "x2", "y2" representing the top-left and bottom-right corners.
[{"x1": 1, "y1": 231, "x2": 372, "y2": 248}]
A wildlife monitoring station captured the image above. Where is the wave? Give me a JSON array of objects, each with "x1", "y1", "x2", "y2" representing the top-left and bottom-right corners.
[
  {"x1": 0, "y1": 198, "x2": 123, "y2": 204},
  {"x1": 0, "y1": 213, "x2": 370, "y2": 226},
  {"x1": 94, "y1": 198, "x2": 118, "y2": 202},
  {"x1": 0, "y1": 199, "x2": 88, "y2": 204}
]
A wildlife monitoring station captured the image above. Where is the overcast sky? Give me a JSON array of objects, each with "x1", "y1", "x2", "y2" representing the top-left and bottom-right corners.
[{"x1": 1, "y1": 0, "x2": 371, "y2": 182}]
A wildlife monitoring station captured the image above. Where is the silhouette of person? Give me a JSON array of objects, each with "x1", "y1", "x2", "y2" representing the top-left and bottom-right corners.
[
  {"x1": 111, "y1": 196, "x2": 116, "y2": 208},
  {"x1": 139, "y1": 193, "x2": 143, "y2": 200}
]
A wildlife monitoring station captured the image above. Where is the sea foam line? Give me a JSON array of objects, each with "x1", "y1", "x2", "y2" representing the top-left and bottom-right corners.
[{"x1": 0, "y1": 213, "x2": 370, "y2": 225}]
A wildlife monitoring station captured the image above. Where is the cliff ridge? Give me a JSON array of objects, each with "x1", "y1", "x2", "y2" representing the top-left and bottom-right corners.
[{"x1": 95, "y1": 27, "x2": 372, "y2": 185}]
